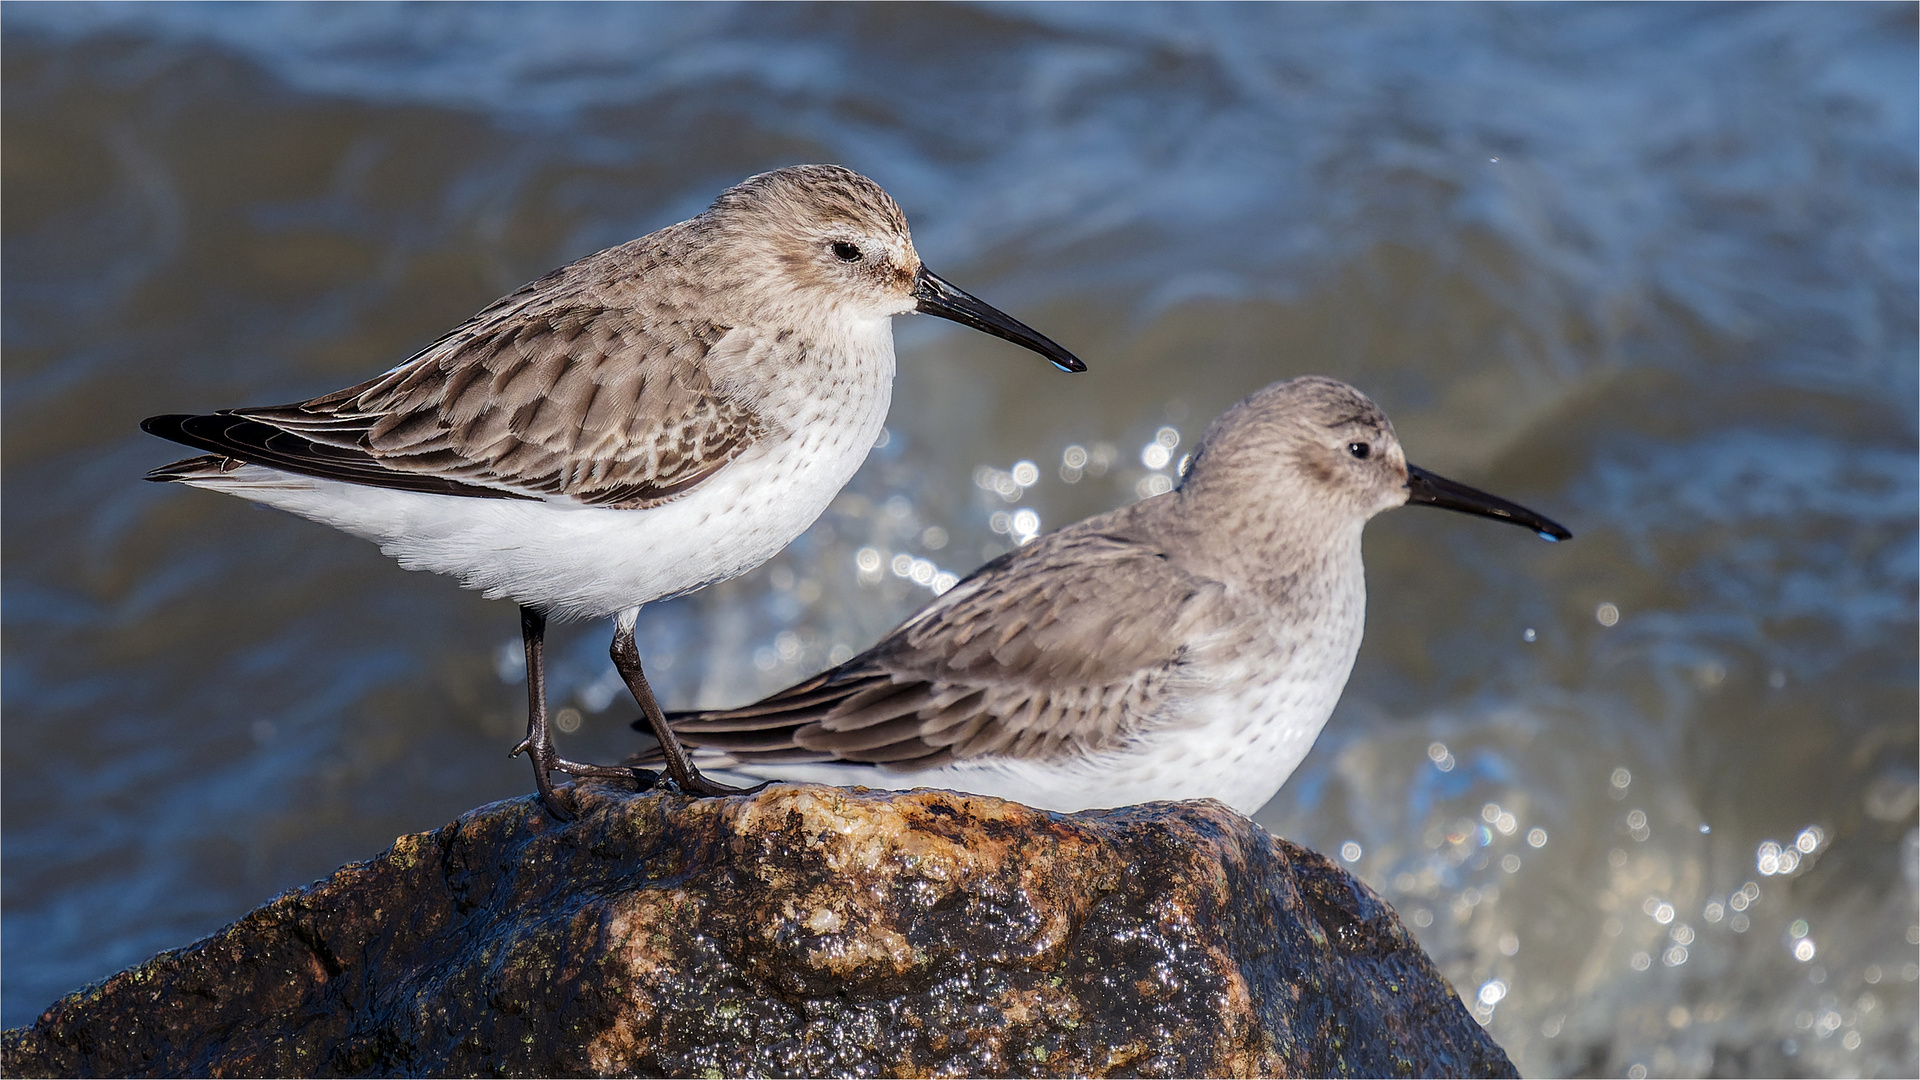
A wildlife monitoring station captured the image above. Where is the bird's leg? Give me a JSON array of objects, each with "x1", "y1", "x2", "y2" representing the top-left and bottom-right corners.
[
  {"x1": 612, "y1": 611, "x2": 764, "y2": 797},
  {"x1": 510, "y1": 607, "x2": 653, "y2": 822},
  {"x1": 508, "y1": 605, "x2": 574, "y2": 821}
]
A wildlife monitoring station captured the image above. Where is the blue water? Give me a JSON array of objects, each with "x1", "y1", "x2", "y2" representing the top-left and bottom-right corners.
[{"x1": 4, "y1": 4, "x2": 1915, "y2": 1075}]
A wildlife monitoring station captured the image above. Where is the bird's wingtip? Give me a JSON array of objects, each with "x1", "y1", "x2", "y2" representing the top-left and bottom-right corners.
[
  {"x1": 142, "y1": 453, "x2": 235, "y2": 484},
  {"x1": 140, "y1": 413, "x2": 185, "y2": 438}
]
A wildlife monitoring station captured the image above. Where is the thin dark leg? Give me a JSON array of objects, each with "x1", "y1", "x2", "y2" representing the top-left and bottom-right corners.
[
  {"x1": 511, "y1": 606, "x2": 652, "y2": 821},
  {"x1": 612, "y1": 620, "x2": 764, "y2": 797},
  {"x1": 508, "y1": 606, "x2": 573, "y2": 820}
]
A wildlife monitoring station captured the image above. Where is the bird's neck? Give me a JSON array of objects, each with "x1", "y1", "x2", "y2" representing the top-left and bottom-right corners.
[
  {"x1": 1165, "y1": 480, "x2": 1369, "y2": 607},
  {"x1": 736, "y1": 316, "x2": 898, "y2": 442}
]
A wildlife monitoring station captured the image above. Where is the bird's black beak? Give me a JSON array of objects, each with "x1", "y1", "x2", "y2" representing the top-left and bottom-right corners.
[
  {"x1": 1406, "y1": 464, "x2": 1572, "y2": 541},
  {"x1": 913, "y1": 266, "x2": 1087, "y2": 373}
]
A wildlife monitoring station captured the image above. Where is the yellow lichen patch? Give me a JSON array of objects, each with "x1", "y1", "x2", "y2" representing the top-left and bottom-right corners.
[
  {"x1": 801, "y1": 921, "x2": 917, "y2": 979},
  {"x1": 1210, "y1": 950, "x2": 1276, "y2": 1077},
  {"x1": 713, "y1": 786, "x2": 1126, "y2": 984},
  {"x1": 385, "y1": 831, "x2": 432, "y2": 871},
  {"x1": 996, "y1": 986, "x2": 1050, "y2": 1027},
  {"x1": 583, "y1": 890, "x2": 698, "y2": 1073},
  {"x1": 602, "y1": 888, "x2": 699, "y2": 978}
]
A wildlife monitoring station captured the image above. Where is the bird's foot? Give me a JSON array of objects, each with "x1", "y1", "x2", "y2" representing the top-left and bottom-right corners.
[
  {"x1": 554, "y1": 758, "x2": 660, "y2": 788},
  {"x1": 514, "y1": 740, "x2": 658, "y2": 819},
  {"x1": 511, "y1": 736, "x2": 577, "y2": 822},
  {"x1": 664, "y1": 771, "x2": 770, "y2": 797}
]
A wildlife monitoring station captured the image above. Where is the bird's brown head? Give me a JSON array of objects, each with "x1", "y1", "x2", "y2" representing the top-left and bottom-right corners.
[
  {"x1": 1181, "y1": 376, "x2": 1570, "y2": 540},
  {"x1": 707, "y1": 164, "x2": 919, "y2": 319},
  {"x1": 1182, "y1": 377, "x2": 1409, "y2": 523},
  {"x1": 701, "y1": 165, "x2": 1085, "y2": 372}
]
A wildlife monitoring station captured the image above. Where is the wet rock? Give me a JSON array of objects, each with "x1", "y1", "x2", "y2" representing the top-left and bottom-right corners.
[{"x1": 2, "y1": 784, "x2": 1514, "y2": 1078}]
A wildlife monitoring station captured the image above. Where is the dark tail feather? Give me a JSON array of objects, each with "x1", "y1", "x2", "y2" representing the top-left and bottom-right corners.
[
  {"x1": 139, "y1": 411, "x2": 530, "y2": 499},
  {"x1": 143, "y1": 453, "x2": 242, "y2": 483}
]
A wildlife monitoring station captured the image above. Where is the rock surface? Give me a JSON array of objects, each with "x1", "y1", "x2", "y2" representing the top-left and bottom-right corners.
[{"x1": 3, "y1": 783, "x2": 1515, "y2": 1078}]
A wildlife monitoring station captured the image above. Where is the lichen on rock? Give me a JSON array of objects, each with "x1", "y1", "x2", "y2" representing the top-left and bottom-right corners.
[{"x1": 2, "y1": 783, "x2": 1515, "y2": 1078}]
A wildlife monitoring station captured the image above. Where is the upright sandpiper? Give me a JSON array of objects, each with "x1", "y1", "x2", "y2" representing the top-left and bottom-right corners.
[
  {"x1": 640, "y1": 376, "x2": 1569, "y2": 815},
  {"x1": 141, "y1": 164, "x2": 1086, "y2": 819}
]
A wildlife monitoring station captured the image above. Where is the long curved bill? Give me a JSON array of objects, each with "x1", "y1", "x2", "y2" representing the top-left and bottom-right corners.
[
  {"x1": 913, "y1": 266, "x2": 1087, "y2": 373},
  {"x1": 1407, "y1": 464, "x2": 1572, "y2": 541}
]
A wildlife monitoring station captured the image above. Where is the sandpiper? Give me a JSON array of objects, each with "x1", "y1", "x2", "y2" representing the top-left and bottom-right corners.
[
  {"x1": 142, "y1": 164, "x2": 1086, "y2": 819},
  {"x1": 639, "y1": 376, "x2": 1569, "y2": 815}
]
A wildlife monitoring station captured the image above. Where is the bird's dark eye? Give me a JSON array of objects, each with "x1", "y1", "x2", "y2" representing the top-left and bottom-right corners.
[
  {"x1": 1348, "y1": 442, "x2": 1371, "y2": 459},
  {"x1": 831, "y1": 241, "x2": 863, "y2": 262}
]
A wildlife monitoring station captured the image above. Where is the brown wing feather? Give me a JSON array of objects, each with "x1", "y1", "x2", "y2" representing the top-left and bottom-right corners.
[
  {"x1": 149, "y1": 234, "x2": 769, "y2": 508},
  {"x1": 643, "y1": 517, "x2": 1229, "y2": 769}
]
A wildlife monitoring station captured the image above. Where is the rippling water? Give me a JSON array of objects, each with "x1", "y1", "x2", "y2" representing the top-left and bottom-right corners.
[{"x1": 5, "y1": 4, "x2": 1915, "y2": 1074}]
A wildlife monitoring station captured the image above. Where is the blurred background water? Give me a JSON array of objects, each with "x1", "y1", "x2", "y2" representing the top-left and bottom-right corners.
[{"x1": 4, "y1": 3, "x2": 1915, "y2": 1075}]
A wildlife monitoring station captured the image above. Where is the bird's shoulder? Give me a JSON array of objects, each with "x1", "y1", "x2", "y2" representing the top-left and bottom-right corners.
[{"x1": 880, "y1": 513, "x2": 1230, "y2": 686}]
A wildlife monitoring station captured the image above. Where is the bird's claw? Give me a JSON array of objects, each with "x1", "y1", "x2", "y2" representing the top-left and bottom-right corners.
[{"x1": 666, "y1": 772, "x2": 769, "y2": 797}]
